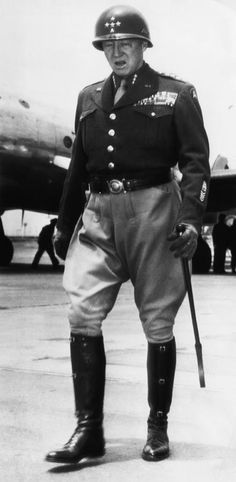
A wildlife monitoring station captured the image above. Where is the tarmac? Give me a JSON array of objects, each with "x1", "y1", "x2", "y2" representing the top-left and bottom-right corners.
[{"x1": 0, "y1": 238, "x2": 236, "y2": 482}]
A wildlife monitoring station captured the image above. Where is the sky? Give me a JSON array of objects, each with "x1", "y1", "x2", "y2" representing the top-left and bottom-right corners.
[{"x1": 1, "y1": 0, "x2": 236, "y2": 235}]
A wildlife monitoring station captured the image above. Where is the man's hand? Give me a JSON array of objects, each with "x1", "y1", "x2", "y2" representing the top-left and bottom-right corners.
[
  {"x1": 167, "y1": 224, "x2": 198, "y2": 259},
  {"x1": 53, "y1": 230, "x2": 71, "y2": 261}
]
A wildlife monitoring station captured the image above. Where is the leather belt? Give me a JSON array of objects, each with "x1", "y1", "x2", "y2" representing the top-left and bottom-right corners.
[{"x1": 90, "y1": 171, "x2": 171, "y2": 194}]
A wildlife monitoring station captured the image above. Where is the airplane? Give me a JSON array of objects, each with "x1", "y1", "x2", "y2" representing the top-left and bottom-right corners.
[
  {"x1": 1, "y1": 91, "x2": 236, "y2": 270},
  {"x1": 0, "y1": 92, "x2": 73, "y2": 265},
  {"x1": 193, "y1": 155, "x2": 236, "y2": 273}
]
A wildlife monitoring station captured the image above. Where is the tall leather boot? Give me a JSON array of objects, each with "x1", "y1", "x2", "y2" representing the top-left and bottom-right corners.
[
  {"x1": 45, "y1": 334, "x2": 106, "y2": 464},
  {"x1": 142, "y1": 337, "x2": 176, "y2": 461}
]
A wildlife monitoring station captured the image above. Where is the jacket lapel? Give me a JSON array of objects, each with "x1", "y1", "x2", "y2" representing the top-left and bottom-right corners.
[{"x1": 93, "y1": 75, "x2": 114, "y2": 112}]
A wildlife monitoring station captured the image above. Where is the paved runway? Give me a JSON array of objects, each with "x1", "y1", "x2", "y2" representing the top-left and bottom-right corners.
[{"x1": 0, "y1": 239, "x2": 236, "y2": 481}]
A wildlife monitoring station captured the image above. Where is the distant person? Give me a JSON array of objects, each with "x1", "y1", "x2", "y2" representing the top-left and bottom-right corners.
[
  {"x1": 32, "y1": 218, "x2": 59, "y2": 269},
  {"x1": 192, "y1": 234, "x2": 212, "y2": 274},
  {"x1": 212, "y1": 213, "x2": 229, "y2": 273},
  {"x1": 229, "y1": 218, "x2": 236, "y2": 273}
]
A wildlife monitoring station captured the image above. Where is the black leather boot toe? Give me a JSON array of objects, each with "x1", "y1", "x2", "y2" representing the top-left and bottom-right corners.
[{"x1": 45, "y1": 426, "x2": 105, "y2": 464}]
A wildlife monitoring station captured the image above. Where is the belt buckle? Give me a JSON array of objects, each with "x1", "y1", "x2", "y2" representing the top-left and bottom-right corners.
[{"x1": 108, "y1": 179, "x2": 124, "y2": 194}]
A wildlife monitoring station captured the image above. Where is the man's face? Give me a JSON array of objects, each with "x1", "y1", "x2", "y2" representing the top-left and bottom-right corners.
[{"x1": 102, "y1": 38, "x2": 146, "y2": 77}]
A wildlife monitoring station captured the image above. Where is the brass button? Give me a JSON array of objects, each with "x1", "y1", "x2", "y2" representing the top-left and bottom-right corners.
[
  {"x1": 108, "y1": 129, "x2": 115, "y2": 136},
  {"x1": 107, "y1": 145, "x2": 114, "y2": 152},
  {"x1": 108, "y1": 162, "x2": 115, "y2": 169},
  {"x1": 109, "y1": 113, "x2": 116, "y2": 120}
]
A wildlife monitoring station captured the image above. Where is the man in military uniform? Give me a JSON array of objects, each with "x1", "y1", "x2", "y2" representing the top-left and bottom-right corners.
[
  {"x1": 212, "y1": 213, "x2": 229, "y2": 273},
  {"x1": 46, "y1": 5, "x2": 210, "y2": 464}
]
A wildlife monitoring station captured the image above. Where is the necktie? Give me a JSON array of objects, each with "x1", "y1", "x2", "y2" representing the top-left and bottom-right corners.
[{"x1": 114, "y1": 78, "x2": 127, "y2": 104}]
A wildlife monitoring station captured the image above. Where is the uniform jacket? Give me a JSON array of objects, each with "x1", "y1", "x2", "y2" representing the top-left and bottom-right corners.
[{"x1": 57, "y1": 62, "x2": 210, "y2": 235}]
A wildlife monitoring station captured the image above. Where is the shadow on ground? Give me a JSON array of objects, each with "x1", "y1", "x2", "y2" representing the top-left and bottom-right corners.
[
  {"x1": 0, "y1": 263, "x2": 64, "y2": 274},
  {"x1": 47, "y1": 437, "x2": 233, "y2": 473}
]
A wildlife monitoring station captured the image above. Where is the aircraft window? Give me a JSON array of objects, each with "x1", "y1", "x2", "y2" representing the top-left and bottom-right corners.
[
  {"x1": 19, "y1": 99, "x2": 30, "y2": 109},
  {"x1": 63, "y1": 136, "x2": 73, "y2": 148}
]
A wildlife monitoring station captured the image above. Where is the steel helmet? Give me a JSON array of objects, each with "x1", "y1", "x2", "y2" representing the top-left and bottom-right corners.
[{"x1": 93, "y1": 5, "x2": 153, "y2": 51}]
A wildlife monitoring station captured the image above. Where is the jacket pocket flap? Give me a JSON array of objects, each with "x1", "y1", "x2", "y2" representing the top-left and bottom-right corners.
[{"x1": 133, "y1": 105, "x2": 173, "y2": 118}]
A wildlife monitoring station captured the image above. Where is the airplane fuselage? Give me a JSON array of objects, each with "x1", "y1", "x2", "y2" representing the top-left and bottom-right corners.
[{"x1": 0, "y1": 93, "x2": 73, "y2": 214}]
